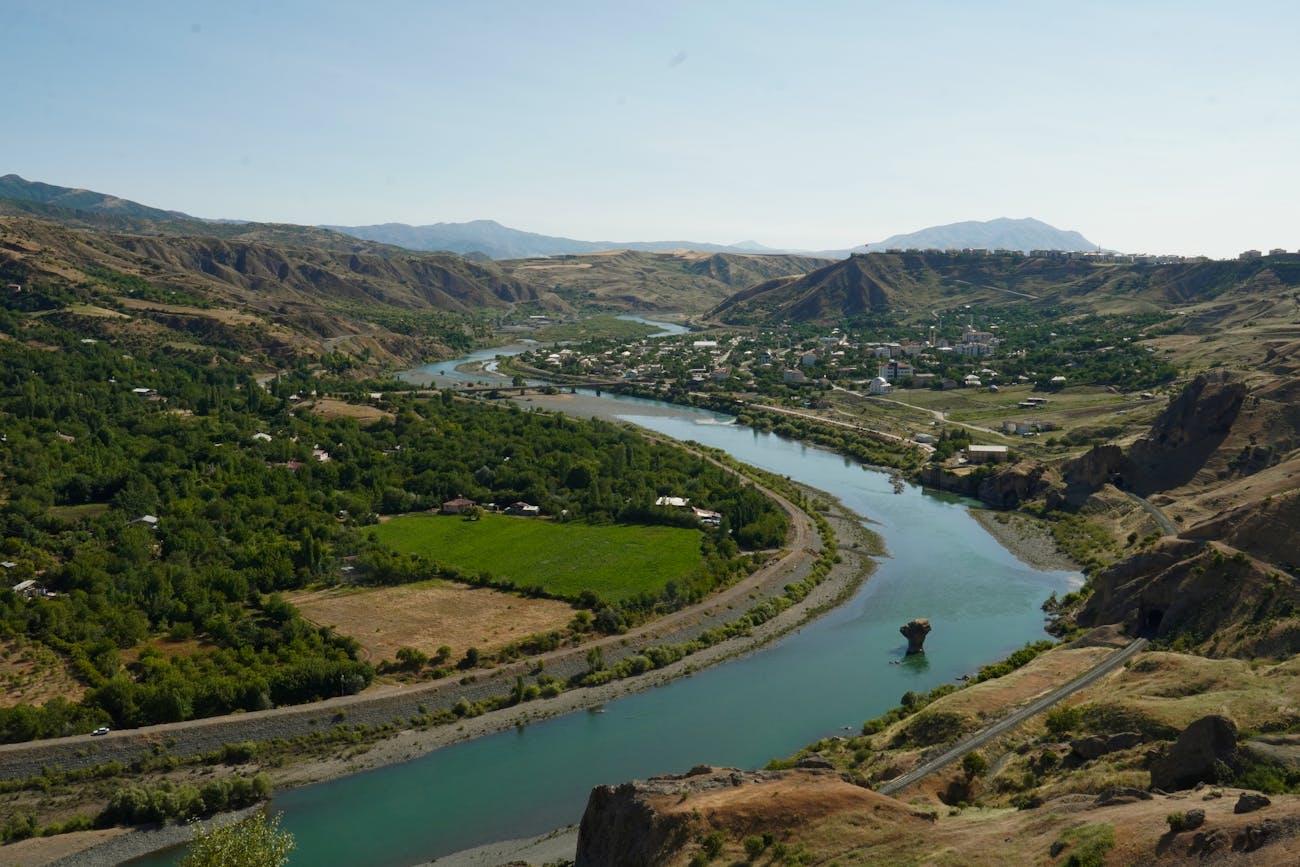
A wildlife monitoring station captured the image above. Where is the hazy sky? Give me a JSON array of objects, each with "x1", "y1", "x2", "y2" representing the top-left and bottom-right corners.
[{"x1": 8, "y1": 1, "x2": 1299, "y2": 256}]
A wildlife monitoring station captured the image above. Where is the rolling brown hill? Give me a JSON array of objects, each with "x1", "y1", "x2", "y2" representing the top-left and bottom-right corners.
[
  {"x1": 707, "y1": 250, "x2": 1300, "y2": 324},
  {"x1": 0, "y1": 216, "x2": 549, "y2": 367},
  {"x1": 498, "y1": 249, "x2": 834, "y2": 313}
]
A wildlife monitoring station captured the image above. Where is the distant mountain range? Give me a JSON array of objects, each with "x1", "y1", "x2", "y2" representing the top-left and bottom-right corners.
[
  {"x1": 0, "y1": 174, "x2": 1101, "y2": 260},
  {"x1": 322, "y1": 217, "x2": 1099, "y2": 260},
  {"x1": 858, "y1": 217, "x2": 1097, "y2": 254},
  {"x1": 320, "y1": 219, "x2": 780, "y2": 260}
]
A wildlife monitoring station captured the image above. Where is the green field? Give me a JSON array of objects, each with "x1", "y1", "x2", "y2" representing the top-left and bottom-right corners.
[{"x1": 371, "y1": 513, "x2": 703, "y2": 603}]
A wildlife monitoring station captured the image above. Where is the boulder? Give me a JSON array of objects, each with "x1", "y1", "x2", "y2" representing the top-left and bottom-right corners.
[
  {"x1": 1149, "y1": 715, "x2": 1238, "y2": 791},
  {"x1": 1234, "y1": 792, "x2": 1272, "y2": 814},
  {"x1": 1182, "y1": 808, "x2": 1206, "y2": 830},
  {"x1": 1190, "y1": 827, "x2": 1232, "y2": 855},
  {"x1": 1071, "y1": 731, "x2": 1143, "y2": 761},
  {"x1": 900, "y1": 618, "x2": 931, "y2": 655},
  {"x1": 1093, "y1": 786, "x2": 1152, "y2": 807},
  {"x1": 795, "y1": 754, "x2": 835, "y2": 770}
]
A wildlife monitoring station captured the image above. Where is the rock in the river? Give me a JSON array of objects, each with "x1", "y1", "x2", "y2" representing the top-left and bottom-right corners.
[{"x1": 900, "y1": 618, "x2": 931, "y2": 655}]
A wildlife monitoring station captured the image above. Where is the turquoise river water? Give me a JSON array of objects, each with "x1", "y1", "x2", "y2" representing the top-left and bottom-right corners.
[{"x1": 132, "y1": 340, "x2": 1079, "y2": 866}]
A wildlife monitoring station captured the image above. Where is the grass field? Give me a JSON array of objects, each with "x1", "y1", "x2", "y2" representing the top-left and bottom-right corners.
[{"x1": 371, "y1": 513, "x2": 703, "y2": 603}]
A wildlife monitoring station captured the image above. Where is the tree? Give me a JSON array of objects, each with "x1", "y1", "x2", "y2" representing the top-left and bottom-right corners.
[
  {"x1": 961, "y1": 751, "x2": 988, "y2": 779},
  {"x1": 180, "y1": 810, "x2": 294, "y2": 867}
]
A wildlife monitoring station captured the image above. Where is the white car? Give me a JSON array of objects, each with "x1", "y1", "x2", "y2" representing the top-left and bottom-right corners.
[{"x1": 91, "y1": 726, "x2": 110, "y2": 736}]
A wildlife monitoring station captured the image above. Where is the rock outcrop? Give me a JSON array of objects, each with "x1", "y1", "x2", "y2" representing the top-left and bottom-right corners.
[
  {"x1": 1150, "y1": 715, "x2": 1239, "y2": 791},
  {"x1": 900, "y1": 618, "x2": 931, "y2": 655},
  {"x1": 1236, "y1": 793, "x2": 1273, "y2": 814},
  {"x1": 977, "y1": 460, "x2": 1055, "y2": 509},
  {"x1": 1125, "y1": 372, "x2": 1247, "y2": 493},
  {"x1": 1048, "y1": 372, "x2": 1248, "y2": 510},
  {"x1": 574, "y1": 766, "x2": 920, "y2": 867},
  {"x1": 1071, "y1": 731, "x2": 1143, "y2": 761}
]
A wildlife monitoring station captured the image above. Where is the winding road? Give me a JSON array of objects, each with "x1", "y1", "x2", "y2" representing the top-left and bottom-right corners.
[
  {"x1": 1123, "y1": 490, "x2": 1178, "y2": 536},
  {"x1": 878, "y1": 636, "x2": 1149, "y2": 796}
]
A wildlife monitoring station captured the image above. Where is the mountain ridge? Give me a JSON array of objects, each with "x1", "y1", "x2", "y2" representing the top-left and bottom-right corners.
[
  {"x1": 322, "y1": 219, "x2": 793, "y2": 259},
  {"x1": 859, "y1": 216, "x2": 1097, "y2": 253}
]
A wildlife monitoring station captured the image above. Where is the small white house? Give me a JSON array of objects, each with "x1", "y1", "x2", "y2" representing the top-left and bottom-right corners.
[
  {"x1": 692, "y1": 507, "x2": 722, "y2": 527},
  {"x1": 656, "y1": 496, "x2": 690, "y2": 509},
  {"x1": 868, "y1": 376, "x2": 893, "y2": 395}
]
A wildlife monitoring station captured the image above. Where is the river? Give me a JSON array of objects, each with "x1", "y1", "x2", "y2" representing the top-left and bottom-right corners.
[{"x1": 133, "y1": 326, "x2": 1079, "y2": 866}]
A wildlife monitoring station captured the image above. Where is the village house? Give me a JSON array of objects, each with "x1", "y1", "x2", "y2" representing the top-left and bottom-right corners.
[
  {"x1": 505, "y1": 501, "x2": 541, "y2": 517},
  {"x1": 691, "y1": 507, "x2": 722, "y2": 527},
  {"x1": 868, "y1": 376, "x2": 892, "y2": 395},
  {"x1": 441, "y1": 497, "x2": 476, "y2": 515},
  {"x1": 783, "y1": 369, "x2": 808, "y2": 385},
  {"x1": 11, "y1": 579, "x2": 46, "y2": 599},
  {"x1": 655, "y1": 496, "x2": 690, "y2": 509},
  {"x1": 965, "y1": 444, "x2": 1009, "y2": 464}
]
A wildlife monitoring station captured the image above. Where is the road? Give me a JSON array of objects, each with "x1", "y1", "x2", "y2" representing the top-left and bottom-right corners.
[
  {"x1": 0, "y1": 438, "x2": 820, "y2": 780},
  {"x1": 749, "y1": 401, "x2": 927, "y2": 451},
  {"x1": 877, "y1": 636, "x2": 1149, "y2": 796},
  {"x1": 1123, "y1": 490, "x2": 1178, "y2": 536},
  {"x1": 831, "y1": 385, "x2": 1007, "y2": 438}
]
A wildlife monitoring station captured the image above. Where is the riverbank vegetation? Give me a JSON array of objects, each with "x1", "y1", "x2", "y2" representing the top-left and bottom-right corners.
[
  {"x1": 0, "y1": 478, "x2": 871, "y2": 850},
  {"x1": 0, "y1": 300, "x2": 788, "y2": 743}
]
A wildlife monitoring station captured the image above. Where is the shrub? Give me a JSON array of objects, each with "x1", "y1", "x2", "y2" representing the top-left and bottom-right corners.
[
  {"x1": 1045, "y1": 705, "x2": 1083, "y2": 736},
  {"x1": 961, "y1": 751, "x2": 988, "y2": 779},
  {"x1": 904, "y1": 710, "x2": 967, "y2": 747}
]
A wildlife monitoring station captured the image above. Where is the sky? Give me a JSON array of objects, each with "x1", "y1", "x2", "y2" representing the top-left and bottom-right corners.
[{"x1": 7, "y1": 0, "x2": 1300, "y2": 257}]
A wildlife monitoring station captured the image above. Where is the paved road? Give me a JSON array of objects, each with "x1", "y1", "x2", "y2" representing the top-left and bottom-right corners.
[
  {"x1": 0, "y1": 439, "x2": 819, "y2": 780},
  {"x1": 1123, "y1": 490, "x2": 1178, "y2": 536},
  {"x1": 877, "y1": 636, "x2": 1149, "y2": 796}
]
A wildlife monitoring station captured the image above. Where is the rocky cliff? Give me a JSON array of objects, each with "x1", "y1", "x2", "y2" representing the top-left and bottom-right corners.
[
  {"x1": 575, "y1": 766, "x2": 925, "y2": 867},
  {"x1": 1077, "y1": 538, "x2": 1300, "y2": 656}
]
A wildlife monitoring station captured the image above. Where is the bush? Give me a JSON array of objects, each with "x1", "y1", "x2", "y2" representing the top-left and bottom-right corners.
[
  {"x1": 1045, "y1": 705, "x2": 1083, "y2": 736},
  {"x1": 962, "y1": 751, "x2": 988, "y2": 779},
  {"x1": 699, "y1": 830, "x2": 725, "y2": 858},
  {"x1": 904, "y1": 710, "x2": 968, "y2": 747}
]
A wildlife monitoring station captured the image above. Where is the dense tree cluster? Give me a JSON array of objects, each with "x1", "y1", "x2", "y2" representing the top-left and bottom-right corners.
[{"x1": 0, "y1": 304, "x2": 785, "y2": 742}]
